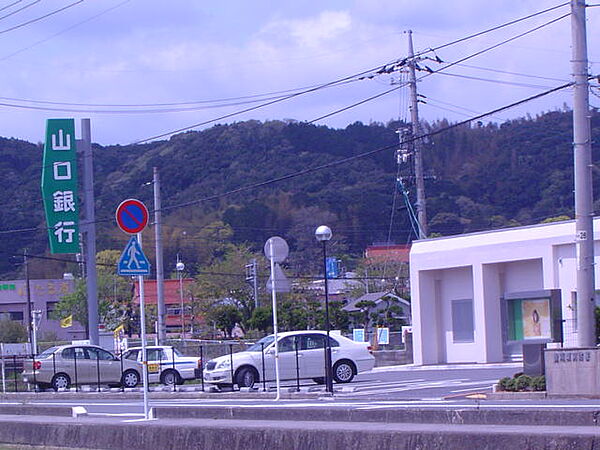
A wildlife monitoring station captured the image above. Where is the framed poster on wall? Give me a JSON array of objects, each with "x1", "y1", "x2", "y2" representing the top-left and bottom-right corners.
[{"x1": 504, "y1": 290, "x2": 562, "y2": 344}]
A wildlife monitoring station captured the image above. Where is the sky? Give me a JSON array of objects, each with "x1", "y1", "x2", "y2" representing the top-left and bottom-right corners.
[{"x1": 0, "y1": 0, "x2": 597, "y2": 145}]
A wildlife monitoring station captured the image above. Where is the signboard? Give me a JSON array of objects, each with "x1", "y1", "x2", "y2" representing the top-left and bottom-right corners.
[
  {"x1": 118, "y1": 236, "x2": 151, "y2": 276},
  {"x1": 115, "y1": 199, "x2": 149, "y2": 234},
  {"x1": 41, "y1": 119, "x2": 79, "y2": 253},
  {"x1": 377, "y1": 327, "x2": 390, "y2": 345},
  {"x1": 352, "y1": 329, "x2": 365, "y2": 342},
  {"x1": 326, "y1": 257, "x2": 340, "y2": 278},
  {"x1": 505, "y1": 289, "x2": 562, "y2": 343}
]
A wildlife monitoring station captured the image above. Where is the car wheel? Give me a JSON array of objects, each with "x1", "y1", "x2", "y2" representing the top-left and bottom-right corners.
[
  {"x1": 312, "y1": 377, "x2": 325, "y2": 385},
  {"x1": 51, "y1": 373, "x2": 71, "y2": 391},
  {"x1": 121, "y1": 369, "x2": 140, "y2": 388},
  {"x1": 332, "y1": 360, "x2": 355, "y2": 383},
  {"x1": 235, "y1": 367, "x2": 258, "y2": 388},
  {"x1": 160, "y1": 369, "x2": 181, "y2": 386}
]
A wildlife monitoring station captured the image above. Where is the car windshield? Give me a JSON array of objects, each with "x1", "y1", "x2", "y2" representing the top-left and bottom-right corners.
[
  {"x1": 246, "y1": 335, "x2": 275, "y2": 352},
  {"x1": 37, "y1": 346, "x2": 60, "y2": 358}
]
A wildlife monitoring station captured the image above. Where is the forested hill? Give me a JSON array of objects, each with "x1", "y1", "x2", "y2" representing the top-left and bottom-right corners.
[{"x1": 0, "y1": 109, "x2": 598, "y2": 279}]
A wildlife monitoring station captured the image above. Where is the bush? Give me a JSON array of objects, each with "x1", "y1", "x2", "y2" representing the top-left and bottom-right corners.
[
  {"x1": 497, "y1": 374, "x2": 545, "y2": 392},
  {"x1": 498, "y1": 377, "x2": 512, "y2": 391},
  {"x1": 531, "y1": 376, "x2": 546, "y2": 391},
  {"x1": 515, "y1": 375, "x2": 532, "y2": 391}
]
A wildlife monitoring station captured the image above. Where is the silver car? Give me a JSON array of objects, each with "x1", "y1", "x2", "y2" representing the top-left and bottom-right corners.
[
  {"x1": 22, "y1": 344, "x2": 141, "y2": 391},
  {"x1": 203, "y1": 330, "x2": 375, "y2": 388}
]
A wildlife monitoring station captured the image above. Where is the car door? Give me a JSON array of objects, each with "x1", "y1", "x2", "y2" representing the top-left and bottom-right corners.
[
  {"x1": 146, "y1": 348, "x2": 166, "y2": 382},
  {"x1": 298, "y1": 334, "x2": 328, "y2": 379},
  {"x1": 276, "y1": 336, "x2": 300, "y2": 381},
  {"x1": 62, "y1": 347, "x2": 93, "y2": 384},
  {"x1": 87, "y1": 347, "x2": 121, "y2": 384},
  {"x1": 260, "y1": 336, "x2": 298, "y2": 382}
]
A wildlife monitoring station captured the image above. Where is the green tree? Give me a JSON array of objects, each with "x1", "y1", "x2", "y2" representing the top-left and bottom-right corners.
[
  {"x1": 247, "y1": 306, "x2": 273, "y2": 333},
  {"x1": 0, "y1": 317, "x2": 28, "y2": 343},
  {"x1": 355, "y1": 300, "x2": 376, "y2": 330},
  {"x1": 191, "y1": 243, "x2": 263, "y2": 326},
  {"x1": 208, "y1": 304, "x2": 243, "y2": 338},
  {"x1": 52, "y1": 250, "x2": 133, "y2": 331}
]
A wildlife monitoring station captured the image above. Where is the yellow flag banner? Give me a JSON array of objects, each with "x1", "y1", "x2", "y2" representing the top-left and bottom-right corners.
[
  {"x1": 60, "y1": 315, "x2": 73, "y2": 328},
  {"x1": 113, "y1": 323, "x2": 125, "y2": 338}
]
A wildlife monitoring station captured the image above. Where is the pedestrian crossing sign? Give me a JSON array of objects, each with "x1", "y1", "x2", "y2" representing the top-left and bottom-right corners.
[{"x1": 118, "y1": 236, "x2": 151, "y2": 276}]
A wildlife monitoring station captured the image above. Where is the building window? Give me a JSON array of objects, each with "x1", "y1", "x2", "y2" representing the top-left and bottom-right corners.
[
  {"x1": 4, "y1": 311, "x2": 24, "y2": 322},
  {"x1": 452, "y1": 299, "x2": 474, "y2": 343},
  {"x1": 46, "y1": 301, "x2": 58, "y2": 318}
]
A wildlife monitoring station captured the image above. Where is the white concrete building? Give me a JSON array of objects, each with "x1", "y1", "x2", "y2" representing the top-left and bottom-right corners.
[{"x1": 410, "y1": 218, "x2": 599, "y2": 365}]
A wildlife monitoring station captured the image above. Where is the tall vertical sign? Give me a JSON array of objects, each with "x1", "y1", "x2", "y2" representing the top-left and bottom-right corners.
[{"x1": 41, "y1": 119, "x2": 79, "y2": 253}]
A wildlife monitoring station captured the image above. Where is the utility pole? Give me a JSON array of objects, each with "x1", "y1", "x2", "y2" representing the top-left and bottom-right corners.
[
  {"x1": 153, "y1": 167, "x2": 166, "y2": 343},
  {"x1": 245, "y1": 259, "x2": 259, "y2": 309},
  {"x1": 79, "y1": 119, "x2": 99, "y2": 345},
  {"x1": 406, "y1": 30, "x2": 428, "y2": 239},
  {"x1": 24, "y1": 250, "x2": 33, "y2": 354},
  {"x1": 571, "y1": 0, "x2": 595, "y2": 347}
]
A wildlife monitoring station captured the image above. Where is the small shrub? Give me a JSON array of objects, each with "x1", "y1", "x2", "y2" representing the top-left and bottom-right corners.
[
  {"x1": 498, "y1": 377, "x2": 512, "y2": 391},
  {"x1": 531, "y1": 376, "x2": 546, "y2": 391},
  {"x1": 515, "y1": 375, "x2": 532, "y2": 391},
  {"x1": 496, "y1": 374, "x2": 546, "y2": 392}
]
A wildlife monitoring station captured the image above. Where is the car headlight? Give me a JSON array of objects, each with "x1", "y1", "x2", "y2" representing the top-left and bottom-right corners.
[{"x1": 216, "y1": 359, "x2": 231, "y2": 370}]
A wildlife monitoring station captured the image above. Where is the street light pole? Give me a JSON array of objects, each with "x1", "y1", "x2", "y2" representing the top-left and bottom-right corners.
[
  {"x1": 315, "y1": 225, "x2": 333, "y2": 394},
  {"x1": 176, "y1": 258, "x2": 185, "y2": 341}
]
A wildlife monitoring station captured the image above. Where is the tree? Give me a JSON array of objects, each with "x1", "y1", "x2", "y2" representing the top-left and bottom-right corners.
[
  {"x1": 208, "y1": 304, "x2": 243, "y2": 338},
  {"x1": 52, "y1": 250, "x2": 134, "y2": 331},
  {"x1": 191, "y1": 243, "x2": 263, "y2": 327},
  {"x1": 0, "y1": 317, "x2": 28, "y2": 343},
  {"x1": 355, "y1": 300, "x2": 376, "y2": 330},
  {"x1": 247, "y1": 306, "x2": 273, "y2": 333}
]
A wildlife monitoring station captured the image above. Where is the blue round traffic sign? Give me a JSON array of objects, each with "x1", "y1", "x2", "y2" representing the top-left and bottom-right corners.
[{"x1": 116, "y1": 199, "x2": 149, "y2": 234}]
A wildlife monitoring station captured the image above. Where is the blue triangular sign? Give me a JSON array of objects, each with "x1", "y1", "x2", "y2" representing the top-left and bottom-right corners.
[{"x1": 118, "y1": 236, "x2": 151, "y2": 276}]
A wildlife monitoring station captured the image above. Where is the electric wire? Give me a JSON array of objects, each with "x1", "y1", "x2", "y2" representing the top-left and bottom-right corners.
[
  {"x1": 0, "y1": 79, "x2": 577, "y2": 238},
  {"x1": 0, "y1": 0, "x2": 130, "y2": 63},
  {"x1": 453, "y1": 63, "x2": 570, "y2": 83},
  {"x1": 0, "y1": 0, "x2": 83, "y2": 35},
  {"x1": 0, "y1": 1, "x2": 24, "y2": 14},
  {"x1": 432, "y1": 71, "x2": 557, "y2": 90},
  {"x1": 416, "y1": 2, "x2": 569, "y2": 58},
  {"x1": 301, "y1": 13, "x2": 569, "y2": 128},
  {"x1": 131, "y1": 61, "x2": 401, "y2": 143},
  {"x1": 0, "y1": 0, "x2": 40, "y2": 22}
]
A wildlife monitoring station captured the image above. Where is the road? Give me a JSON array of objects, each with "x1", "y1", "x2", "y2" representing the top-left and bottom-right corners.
[{"x1": 7, "y1": 362, "x2": 528, "y2": 417}]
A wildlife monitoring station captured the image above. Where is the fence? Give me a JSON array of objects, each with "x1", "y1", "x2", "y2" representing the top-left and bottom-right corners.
[{"x1": 0, "y1": 336, "x2": 366, "y2": 393}]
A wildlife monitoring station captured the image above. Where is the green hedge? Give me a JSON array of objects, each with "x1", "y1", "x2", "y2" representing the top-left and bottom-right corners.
[{"x1": 498, "y1": 373, "x2": 545, "y2": 392}]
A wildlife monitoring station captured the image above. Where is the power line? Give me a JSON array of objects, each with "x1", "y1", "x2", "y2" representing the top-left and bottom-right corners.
[
  {"x1": 308, "y1": 84, "x2": 404, "y2": 124},
  {"x1": 0, "y1": 0, "x2": 130, "y2": 62},
  {"x1": 418, "y1": 13, "x2": 570, "y2": 82},
  {"x1": 432, "y1": 71, "x2": 556, "y2": 90},
  {"x1": 0, "y1": 0, "x2": 40, "y2": 22},
  {"x1": 304, "y1": 13, "x2": 568, "y2": 128},
  {"x1": 454, "y1": 63, "x2": 569, "y2": 83},
  {"x1": 133, "y1": 5, "x2": 570, "y2": 143},
  {"x1": 0, "y1": 1, "x2": 24, "y2": 14},
  {"x1": 0, "y1": 80, "x2": 578, "y2": 237},
  {"x1": 418, "y1": 2, "x2": 569, "y2": 57},
  {"x1": 131, "y1": 62, "x2": 399, "y2": 144},
  {"x1": 160, "y1": 81, "x2": 574, "y2": 212},
  {"x1": 0, "y1": 0, "x2": 84, "y2": 36}
]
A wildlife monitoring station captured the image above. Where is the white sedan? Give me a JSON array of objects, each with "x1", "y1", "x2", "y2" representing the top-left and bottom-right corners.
[
  {"x1": 203, "y1": 330, "x2": 374, "y2": 388},
  {"x1": 122, "y1": 346, "x2": 202, "y2": 385}
]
